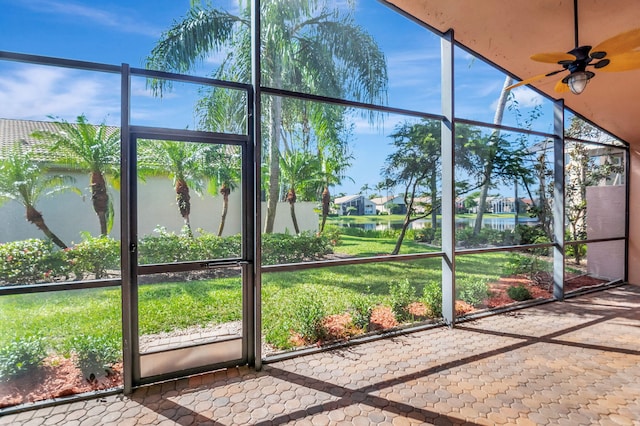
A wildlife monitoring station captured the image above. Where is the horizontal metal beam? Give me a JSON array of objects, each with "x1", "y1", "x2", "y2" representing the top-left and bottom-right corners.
[
  {"x1": 261, "y1": 86, "x2": 445, "y2": 122},
  {"x1": 130, "y1": 67, "x2": 252, "y2": 91},
  {"x1": 0, "y1": 278, "x2": 121, "y2": 296},
  {"x1": 130, "y1": 126, "x2": 248, "y2": 144},
  {"x1": 0, "y1": 50, "x2": 121, "y2": 73},
  {"x1": 262, "y1": 251, "x2": 445, "y2": 273}
]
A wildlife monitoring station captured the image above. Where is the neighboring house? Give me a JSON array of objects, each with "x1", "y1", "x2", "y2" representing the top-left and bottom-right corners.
[
  {"x1": 0, "y1": 118, "x2": 119, "y2": 160},
  {"x1": 333, "y1": 194, "x2": 376, "y2": 216},
  {"x1": 411, "y1": 196, "x2": 433, "y2": 214},
  {"x1": 370, "y1": 195, "x2": 406, "y2": 214},
  {"x1": 460, "y1": 196, "x2": 533, "y2": 214}
]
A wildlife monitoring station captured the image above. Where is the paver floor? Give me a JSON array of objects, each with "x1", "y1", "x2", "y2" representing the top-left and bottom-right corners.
[{"x1": 2, "y1": 285, "x2": 640, "y2": 425}]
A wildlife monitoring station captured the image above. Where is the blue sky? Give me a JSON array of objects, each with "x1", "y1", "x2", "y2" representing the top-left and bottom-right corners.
[{"x1": 0, "y1": 0, "x2": 551, "y2": 196}]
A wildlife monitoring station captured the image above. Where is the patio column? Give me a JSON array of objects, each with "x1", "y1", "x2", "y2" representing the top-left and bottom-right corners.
[
  {"x1": 441, "y1": 29, "x2": 456, "y2": 325},
  {"x1": 251, "y1": 0, "x2": 262, "y2": 369},
  {"x1": 553, "y1": 99, "x2": 565, "y2": 300},
  {"x1": 120, "y1": 63, "x2": 136, "y2": 394}
]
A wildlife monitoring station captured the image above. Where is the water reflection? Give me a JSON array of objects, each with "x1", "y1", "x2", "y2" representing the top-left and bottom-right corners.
[{"x1": 336, "y1": 216, "x2": 539, "y2": 231}]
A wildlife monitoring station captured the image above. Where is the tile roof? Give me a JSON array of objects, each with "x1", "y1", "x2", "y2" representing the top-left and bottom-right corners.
[{"x1": 0, "y1": 118, "x2": 120, "y2": 161}]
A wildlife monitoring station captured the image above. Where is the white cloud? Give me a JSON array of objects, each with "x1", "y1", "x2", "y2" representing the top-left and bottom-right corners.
[
  {"x1": 0, "y1": 65, "x2": 120, "y2": 125},
  {"x1": 387, "y1": 50, "x2": 440, "y2": 89},
  {"x1": 19, "y1": 0, "x2": 161, "y2": 37},
  {"x1": 349, "y1": 112, "x2": 411, "y2": 137},
  {"x1": 507, "y1": 87, "x2": 545, "y2": 108}
]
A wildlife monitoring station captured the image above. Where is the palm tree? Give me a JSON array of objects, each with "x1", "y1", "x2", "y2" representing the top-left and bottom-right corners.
[
  {"x1": 203, "y1": 144, "x2": 242, "y2": 236},
  {"x1": 318, "y1": 151, "x2": 352, "y2": 233},
  {"x1": 473, "y1": 76, "x2": 512, "y2": 235},
  {"x1": 31, "y1": 115, "x2": 120, "y2": 236},
  {"x1": 0, "y1": 144, "x2": 79, "y2": 248},
  {"x1": 138, "y1": 140, "x2": 208, "y2": 237},
  {"x1": 279, "y1": 150, "x2": 321, "y2": 234},
  {"x1": 360, "y1": 183, "x2": 371, "y2": 198},
  {"x1": 146, "y1": 0, "x2": 387, "y2": 233}
]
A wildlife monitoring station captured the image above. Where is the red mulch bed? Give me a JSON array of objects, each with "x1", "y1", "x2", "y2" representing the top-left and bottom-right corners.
[
  {"x1": 480, "y1": 273, "x2": 608, "y2": 309},
  {"x1": 0, "y1": 356, "x2": 122, "y2": 409}
]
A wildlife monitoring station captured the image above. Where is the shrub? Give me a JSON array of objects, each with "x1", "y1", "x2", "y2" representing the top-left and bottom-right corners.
[
  {"x1": 503, "y1": 253, "x2": 534, "y2": 276},
  {"x1": 349, "y1": 293, "x2": 374, "y2": 330},
  {"x1": 503, "y1": 253, "x2": 549, "y2": 284},
  {"x1": 422, "y1": 281, "x2": 442, "y2": 318},
  {"x1": 414, "y1": 227, "x2": 433, "y2": 243},
  {"x1": 507, "y1": 285, "x2": 533, "y2": 301},
  {"x1": 137, "y1": 228, "x2": 242, "y2": 264},
  {"x1": 262, "y1": 232, "x2": 333, "y2": 265},
  {"x1": 0, "y1": 335, "x2": 47, "y2": 381},
  {"x1": 320, "y1": 226, "x2": 342, "y2": 246},
  {"x1": 515, "y1": 224, "x2": 549, "y2": 245},
  {"x1": 389, "y1": 279, "x2": 416, "y2": 322},
  {"x1": 0, "y1": 235, "x2": 120, "y2": 284},
  {"x1": 456, "y1": 278, "x2": 490, "y2": 307},
  {"x1": 0, "y1": 239, "x2": 67, "y2": 285},
  {"x1": 66, "y1": 335, "x2": 121, "y2": 380},
  {"x1": 290, "y1": 287, "x2": 326, "y2": 343},
  {"x1": 66, "y1": 234, "x2": 119, "y2": 279}
]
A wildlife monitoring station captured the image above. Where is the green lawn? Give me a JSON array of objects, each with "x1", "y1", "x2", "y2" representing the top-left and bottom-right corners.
[{"x1": 0, "y1": 234, "x2": 527, "y2": 354}]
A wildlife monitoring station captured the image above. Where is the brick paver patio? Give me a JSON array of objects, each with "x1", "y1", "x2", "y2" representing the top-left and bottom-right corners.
[{"x1": 2, "y1": 284, "x2": 639, "y2": 425}]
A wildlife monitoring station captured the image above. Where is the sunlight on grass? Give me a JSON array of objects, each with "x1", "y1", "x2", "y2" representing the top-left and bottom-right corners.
[
  {"x1": 1, "y1": 236, "x2": 529, "y2": 353},
  {"x1": 335, "y1": 234, "x2": 439, "y2": 257},
  {"x1": 0, "y1": 288, "x2": 122, "y2": 351}
]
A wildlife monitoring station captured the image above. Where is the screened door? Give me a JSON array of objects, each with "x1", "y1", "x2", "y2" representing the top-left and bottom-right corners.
[{"x1": 126, "y1": 129, "x2": 251, "y2": 385}]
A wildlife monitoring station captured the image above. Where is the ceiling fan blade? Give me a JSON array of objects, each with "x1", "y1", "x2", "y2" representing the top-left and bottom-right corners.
[
  {"x1": 554, "y1": 79, "x2": 571, "y2": 93},
  {"x1": 530, "y1": 52, "x2": 576, "y2": 64},
  {"x1": 591, "y1": 28, "x2": 640, "y2": 58},
  {"x1": 597, "y1": 51, "x2": 640, "y2": 72},
  {"x1": 506, "y1": 70, "x2": 565, "y2": 91}
]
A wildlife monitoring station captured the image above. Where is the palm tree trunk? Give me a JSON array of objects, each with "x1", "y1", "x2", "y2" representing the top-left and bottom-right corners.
[
  {"x1": 217, "y1": 185, "x2": 230, "y2": 237},
  {"x1": 90, "y1": 171, "x2": 109, "y2": 236},
  {"x1": 473, "y1": 75, "x2": 513, "y2": 235},
  {"x1": 264, "y1": 88, "x2": 283, "y2": 234},
  {"x1": 320, "y1": 186, "x2": 330, "y2": 233},
  {"x1": 286, "y1": 188, "x2": 300, "y2": 234},
  {"x1": 26, "y1": 205, "x2": 67, "y2": 249},
  {"x1": 176, "y1": 178, "x2": 193, "y2": 237},
  {"x1": 474, "y1": 168, "x2": 492, "y2": 235}
]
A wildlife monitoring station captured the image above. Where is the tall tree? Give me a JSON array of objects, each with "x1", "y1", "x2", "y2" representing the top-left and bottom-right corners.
[
  {"x1": 360, "y1": 183, "x2": 371, "y2": 198},
  {"x1": 473, "y1": 76, "x2": 513, "y2": 234},
  {"x1": 0, "y1": 144, "x2": 79, "y2": 248},
  {"x1": 383, "y1": 119, "x2": 441, "y2": 255},
  {"x1": 138, "y1": 140, "x2": 208, "y2": 237},
  {"x1": 318, "y1": 146, "x2": 353, "y2": 233},
  {"x1": 279, "y1": 150, "x2": 321, "y2": 234},
  {"x1": 31, "y1": 115, "x2": 120, "y2": 236},
  {"x1": 146, "y1": 0, "x2": 387, "y2": 233},
  {"x1": 203, "y1": 144, "x2": 242, "y2": 236}
]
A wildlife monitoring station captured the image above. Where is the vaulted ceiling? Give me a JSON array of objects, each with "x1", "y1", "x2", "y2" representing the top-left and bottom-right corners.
[{"x1": 385, "y1": 0, "x2": 640, "y2": 146}]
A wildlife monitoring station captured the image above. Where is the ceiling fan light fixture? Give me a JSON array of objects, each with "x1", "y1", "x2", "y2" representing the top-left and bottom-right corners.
[{"x1": 567, "y1": 71, "x2": 591, "y2": 94}]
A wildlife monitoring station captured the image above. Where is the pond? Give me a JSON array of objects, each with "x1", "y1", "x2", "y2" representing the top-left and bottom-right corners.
[{"x1": 336, "y1": 215, "x2": 539, "y2": 231}]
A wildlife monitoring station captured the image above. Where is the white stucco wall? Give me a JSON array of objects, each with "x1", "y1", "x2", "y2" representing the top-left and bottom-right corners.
[
  {"x1": 586, "y1": 185, "x2": 625, "y2": 280},
  {"x1": 0, "y1": 174, "x2": 318, "y2": 245}
]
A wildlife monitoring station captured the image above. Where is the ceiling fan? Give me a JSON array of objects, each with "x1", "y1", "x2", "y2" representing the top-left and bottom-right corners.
[{"x1": 506, "y1": 0, "x2": 640, "y2": 95}]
